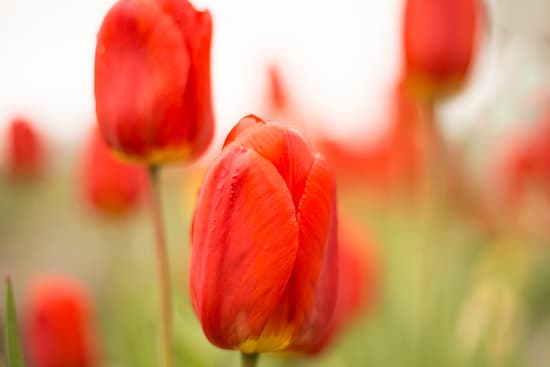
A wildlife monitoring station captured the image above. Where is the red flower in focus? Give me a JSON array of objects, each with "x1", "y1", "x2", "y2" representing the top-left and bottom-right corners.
[
  {"x1": 4, "y1": 118, "x2": 45, "y2": 180},
  {"x1": 403, "y1": 0, "x2": 480, "y2": 101},
  {"x1": 95, "y1": 0, "x2": 214, "y2": 164},
  {"x1": 303, "y1": 218, "x2": 379, "y2": 355},
  {"x1": 191, "y1": 115, "x2": 338, "y2": 353},
  {"x1": 26, "y1": 276, "x2": 98, "y2": 367},
  {"x1": 81, "y1": 128, "x2": 147, "y2": 217}
]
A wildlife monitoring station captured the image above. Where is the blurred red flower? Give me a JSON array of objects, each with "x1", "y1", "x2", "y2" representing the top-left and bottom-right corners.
[
  {"x1": 403, "y1": 0, "x2": 480, "y2": 102},
  {"x1": 95, "y1": 0, "x2": 214, "y2": 165},
  {"x1": 265, "y1": 63, "x2": 291, "y2": 117},
  {"x1": 4, "y1": 118, "x2": 45, "y2": 181},
  {"x1": 190, "y1": 115, "x2": 338, "y2": 353},
  {"x1": 26, "y1": 276, "x2": 98, "y2": 367},
  {"x1": 81, "y1": 128, "x2": 147, "y2": 217},
  {"x1": 316, "y1": 78, "x2": 424, "y2": 195},
  {"x1": 494, "y1": 112, "x2": 550, "y2": 211}
]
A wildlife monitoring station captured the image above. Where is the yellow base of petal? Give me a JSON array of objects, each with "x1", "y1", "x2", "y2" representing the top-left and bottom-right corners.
[
  {"x1": 110, "y1": 145, "x2": 193, "y2": 166},
  {"x1": 239, "y1": 326, "x2": 294, "y2": 354},
  {"x1": 405, "y1": 72, "x2": 465, "y2": 104}
]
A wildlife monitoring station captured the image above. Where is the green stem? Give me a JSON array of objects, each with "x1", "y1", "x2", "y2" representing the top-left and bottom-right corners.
[
  {"x1": 417, "y1": 102, "x2": 441, "y2": 367},
  {"x1": 241, "y1": 353, "x2": 259, "y2": 367},
  {"x1": 419, "y1": 102, "x2": 445, "y2": 188},
  {"x1": 148, "y1": 165, "x2": 173, "y2": 367}
]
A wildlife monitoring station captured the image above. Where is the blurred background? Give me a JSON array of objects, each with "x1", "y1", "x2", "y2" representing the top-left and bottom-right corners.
[
  {"x1": 0, "y1": 0, "x2": 464, "y2": 146},
  {"x1": 3, "y1": 0, "x2": 550, "y2": 366}
]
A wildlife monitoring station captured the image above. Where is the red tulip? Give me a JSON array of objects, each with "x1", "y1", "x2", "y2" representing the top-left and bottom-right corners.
[
  {"x1": 26, "y1": 276, "x2": 98, "y2": 367},
  {"x1": 95, "y1": 0, "x2": 214, "y2": 165},
  {"x1": 190, "y1": 115, "x2": 338, "y2": 353},
  {"x1": 4, "y1": 118, "x2": 45, "y2": 180},
  {"x1": 403, "y1": 0, "x2": 480, "y2": 101},
  {"x1": 81, "y1": 128, "x2": 147, "y2": 217},
  {"x1": 303, "y1": 219, "x2": 379, "y2": 355}
]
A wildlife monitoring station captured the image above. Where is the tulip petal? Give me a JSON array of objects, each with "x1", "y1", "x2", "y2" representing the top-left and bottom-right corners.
[
  {"x1": 233, "y1": 124, "x2": 315, "y2": 207},
  {"x1": 95, "y1": 0, "x2": 190, "y2": 162},
  {"x1": 277, "y1": 154, "x2": 338, "y2": 347},
  {"x1": 223, "y1": 115, "x2": 265, "y2": 148},
  {"x1": 294, "y1": 194, "x2": 338, "y2": 349},
  {"x1": 158, "y1": 0, "x2": 215, "y2": 159},
  {"x1": 191, "y1": 144, "x2": 299, "y2": 349}
]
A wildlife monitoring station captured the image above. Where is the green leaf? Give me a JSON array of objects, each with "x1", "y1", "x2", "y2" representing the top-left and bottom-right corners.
[{"x1": 4, "y1": 277, "x2": 25, "y2": 367}]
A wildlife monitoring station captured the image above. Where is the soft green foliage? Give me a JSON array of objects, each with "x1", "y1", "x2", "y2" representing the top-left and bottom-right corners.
[
  {"x1": 0, "y1": 170, "x2": 546, "y2": 367},
  {"x1": 4, "y1": 278, "x2": 24, "y2": 367}
]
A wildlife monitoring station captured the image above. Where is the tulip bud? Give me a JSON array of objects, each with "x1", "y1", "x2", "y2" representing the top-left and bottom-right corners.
[
  {"x1": 26, "y1": 276, "x2": 98, "y2": 367},
  {"x1": 95, "y1": 0, "x2": 214, "y2": 165},
  {"x1": 81, "y1": 128, "x2": 147, "y2": 217},
  {"x1": 4, "y1": 118, "x2": 45, "y2": 180},
  {"x1": 403, "y1": 0, "x2": 480, "y2": 102},
  {"x1": 190, "y1": 115, "x2": 338, "y2": 353}
]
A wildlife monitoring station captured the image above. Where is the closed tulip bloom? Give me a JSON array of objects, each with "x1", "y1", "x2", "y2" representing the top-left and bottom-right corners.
[
  {"x1": 81, "y1": 129, "x2": 147, "y2": 217},
  {"x1": 4, "y1": 118, "x2": 45, "y2": 180},
  {"x1": 403, "y1": 0, "x2": 480, "y2": 101},
  {"x1": 95, "y1": 0, "x2": 214, "y2": 164},
  {"x1": 26, "y1": 276, "x2": 98, "y2": 367},
  {"x1": 191, "y1": 115, "x2": 338, "y2": 353}
]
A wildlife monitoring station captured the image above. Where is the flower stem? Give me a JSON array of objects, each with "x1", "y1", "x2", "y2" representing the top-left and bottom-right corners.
[
  {"x1": 416, "y1": 102, "x2": 441, "y2": 366},
  {"x1": 147, "y1": 165, "x2": 173, "y2": 367},
  {"x1": 241, "y1": 353, "x2": 259, "y2": 367}
]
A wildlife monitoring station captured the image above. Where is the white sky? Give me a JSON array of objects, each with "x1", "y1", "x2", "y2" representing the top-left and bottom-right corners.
[{"x1": 0, "y1": 0, "x2": 403, "y2": 147}]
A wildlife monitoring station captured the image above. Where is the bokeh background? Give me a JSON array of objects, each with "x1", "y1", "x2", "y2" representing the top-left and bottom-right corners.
[
  {"x1": 0, "y1": 0, "x2": 484, "y2": 145},
  {"x1": 3, "y1": 0, "x2": 550, "y2": 366}
]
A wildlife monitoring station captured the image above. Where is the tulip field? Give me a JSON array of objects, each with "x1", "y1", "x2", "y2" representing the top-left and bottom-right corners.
[
  {"x1": 2, "y1": 159, "x2": 543, "y2": 367},
  {"x1": 3, "y1": 0, "x2": 550, "y2": 367}
]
